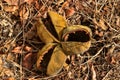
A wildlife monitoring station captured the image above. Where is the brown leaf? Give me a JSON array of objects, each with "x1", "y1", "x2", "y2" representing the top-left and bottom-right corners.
[
  {"x1": 25, "y1": 26, "x2": 36, "y2": 40},
  {"x1": 116, "y1": 16, "x2": 120, "y2": 26},
  {"x1": 3, "y1": 77, "x2": 15, "y2": 80},
  {"x1": 4, "y1": 0, "x2": 18, "y2": 5},
  {"x1": 23, "y1": 53, "x2": 37, "y2": 70},
  {"x1": 23, "y1": 0, "x2": 34, "y2": 5},
  {"x1": 57, "y1": 0, "x2": 64, "y2": 5},
  {"x1": 111, "y1": 52, "x2": 120, "y2": 64},
  {"x1": 3, "y1": 5, "x2": 18, "y2": 12},
  {"x1": 20, "y1": 0, "x2": 37, "y2": 5},
  {"x1": 24, "y1": 46, "x2": 32, "y2": 52},
  {"x1": 19, "y1": 4, "x2": 29, "y2": 20},
  {"x1": 61, "y1": 1, "x2": 69, "y2": 8},
  {"x1": 0, "y1": 50, "x2": 5, "y2": 54},
  {"x1": 65, "y1": 7, "x2": 75, "y2": 17},
  {"x1": 93, "y1": 18, "x2": 108, "y2": 30},
  {"x1": 12, "y1": 46, "x2": 22, "y2": 54},
  {"x1": 105, "y1": 45, "x2": 116, "y2": 63}
]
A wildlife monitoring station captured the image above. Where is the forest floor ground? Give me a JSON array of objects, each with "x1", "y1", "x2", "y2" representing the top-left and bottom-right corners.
[{"x1": 0, "y1": 0, "x2": 120, "y2": 80}]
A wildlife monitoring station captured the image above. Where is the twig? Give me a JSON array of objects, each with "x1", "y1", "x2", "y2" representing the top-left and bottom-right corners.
[{"x1": 81, "y1": 44, "x2": 111, "y2": 66}]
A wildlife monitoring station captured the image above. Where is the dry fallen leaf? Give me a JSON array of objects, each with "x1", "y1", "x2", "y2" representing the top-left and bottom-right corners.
[
  {"x1": 4, "y1": 77, "x2": 15, "y2": 80},
  {"x1": 19, "y1": 4, "x2": 29, "y2": 20},
  {"x1": 111, "y1": 52, "x2": 120, "y2": 64},
  {"x1": 61, "y1": 1, "x2": 69, "y2": 8},
  {"x1": 0, "y1": 50, "x2": 5, "y2": 54},
  {"x1": 23, "y1": 0, "x2": 34, "y2": 5},
  {"x1": 116, "y1": 16, "x2": 120, "y2": 26},
  {"x1": 23, "y1": 53, "x2": 37, "y2": 70},
  {"x1": 12, "y1": 46, "x2": 22, "y2": 54},
  {"x1": 3, "y1": 5, "x2": 18, "y2": 12},
  {"x1": 65, "y1": 7, "x2": 75, "y2": 17},
  {"x1": 93, "y1": 17, "x2": 108, "y2": 30},
  {"x1": 24, "y1": 46, "x2": 32, "y2": 52},
  {"x1": 4, "y1": 0, "x2": 18, "y2": 5}
]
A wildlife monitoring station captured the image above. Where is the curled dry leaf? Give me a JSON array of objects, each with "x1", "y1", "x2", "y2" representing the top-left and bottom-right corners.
[
  {"x1": 3, "y1": 5, "x2": 18, "y2": 12},
  {"x1": 19, "y1": 4, "x2": 30, "y2": 20},
  {"x1": 4, "y1": 0, "x2": 18, "y2": 5},
  {"x1": 23, "y1": 53, "x2": 37, "y2": 70},
  {"x1": 65, "y1": 7, "x2": 75, "y2": 17},
  {"x1": 61, "y1": 25, "x2": 92, "y2": 55},
  {"x1": 11, "y1": 46, "x2": 22, "y2": 54},
  {"x1": 93, "y1": 18, "x2": 108, "y2": 30},
  {"x1": 36, "y1": 43, "x2": 67, "y2": 75}
]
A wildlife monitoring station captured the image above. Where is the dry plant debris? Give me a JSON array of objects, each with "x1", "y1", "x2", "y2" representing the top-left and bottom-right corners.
[{"x1": 0, "y1": 0, "x2": 120, "y2": 80}]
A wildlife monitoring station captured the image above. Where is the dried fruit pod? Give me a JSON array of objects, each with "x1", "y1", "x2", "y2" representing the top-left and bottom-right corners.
[
  {"x1": 36, "y1": 19, "x2": 59, "y2": 43},
  {"x1": 47, "y1": 45, "x2": 67, "y2": 75},
  {"x1": 61, "y1": 25, "x2": 92, "y2": 55},
  {"x1": 36, "y1": 43, "x2": 55, "y2": 69},
  {"x1": 36, "y1": 43, "x2": 67, "y2": 75},
  {"x1": 48, "y1": 11, "x2": 67, "y2": 40}
]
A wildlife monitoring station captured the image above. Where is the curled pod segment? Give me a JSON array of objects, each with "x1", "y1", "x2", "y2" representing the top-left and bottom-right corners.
[
  {"x1": 36, "y1": 43, "x2": 67, "y2": 75},
  {"x1": 36, "y1": 19, "x2": 59, "y2": 43},
  {"x1": 48, "y1": 11, "x2": 67, "y2": 40},
  {"x1": 61, "y1": 25, "x2": 92, "y2": 55}
]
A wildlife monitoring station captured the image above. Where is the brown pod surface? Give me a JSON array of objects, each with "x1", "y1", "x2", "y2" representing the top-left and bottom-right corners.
[
  {"x1": 61, "y1": 25, "x2": 92, "y2": 55},
  {"x1": 36, "y1": 43, "x2": 67, "y2": 75},
  {"x1": 48, "y1": 11, "x2": 67, "y2": 40},
  {"x1": 36, "y1": 19, "x2": 59, "y2": 43}
]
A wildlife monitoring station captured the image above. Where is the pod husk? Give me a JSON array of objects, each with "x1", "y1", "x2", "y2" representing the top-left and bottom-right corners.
[
  {"x1": 36, "y1": 43, "x2": 67, "y2": 75},
  {"x1": 61, "y1": 41, "x2": 91, "y2": 55},
  {"x1": 61, "y1": 25, "x2": 92, "y2": 55},
  {"x1": 48, "y1": 11, "x2": 67, "y2": 40},
  {"x1": 36, "y1": 19, "x2": 59, "y2": 43},
  {"x1": 62, "y1": 25, "x2": 92, "y2": 40},
  {"x1": 36, "y1": 11, "x2": 93, "y2": 75},
  {"x1": 47, "y1": 45, "x2": 67, "y2": 75},
  {"x1": 36, "y1": 43, "x2": 56, "y2": 70}
]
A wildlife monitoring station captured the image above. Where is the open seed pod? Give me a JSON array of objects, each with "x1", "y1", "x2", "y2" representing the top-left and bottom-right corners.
[
  {"x1": 48, "y1": 11, "x2": 67, "y2": 40},
  {"x1": 36, "y1": 43, "x2": 67, "y2": 76},
  {"x1": 36, "y1": 11, "x2": 67, "y2": 43},
  {"x1": 61, "y1": 25, "x2": 92, "y2": 55},
  {"x1": 36, "y1": 19, "x2": 59, "y2": 43}
]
